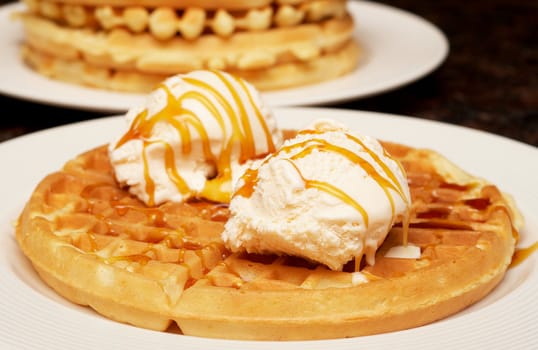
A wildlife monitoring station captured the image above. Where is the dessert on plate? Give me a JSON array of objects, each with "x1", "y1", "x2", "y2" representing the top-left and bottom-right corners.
[
  {"x1": 15, "y1": 70, "x2": 523, "y2": 340},
  {"x1": 15, "y1": 0, "x2": 360, "y2": 92}
]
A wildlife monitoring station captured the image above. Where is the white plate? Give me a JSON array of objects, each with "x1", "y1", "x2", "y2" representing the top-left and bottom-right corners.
[
  {"x1": 1, "y1": 107, "x2": 537, "y2": 350},
  {"x1": 0, "y1": 1, "x2": 448, "y2": 113}
]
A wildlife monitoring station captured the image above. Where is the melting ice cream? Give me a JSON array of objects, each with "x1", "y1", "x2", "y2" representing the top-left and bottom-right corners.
[
  {"x1": 109, "y1": 70, "x2": 282, "y2": 205},
  {"x1": 222, "y1": 119, "x2": 411, "y2": 271}
]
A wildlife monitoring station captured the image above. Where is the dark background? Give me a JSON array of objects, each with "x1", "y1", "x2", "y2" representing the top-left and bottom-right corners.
[{"x1": 1, "y1": 0, "x2": 537, "y2": 146}]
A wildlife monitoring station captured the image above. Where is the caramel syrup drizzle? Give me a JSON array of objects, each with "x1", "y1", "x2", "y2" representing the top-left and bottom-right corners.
[
  {"x1": 82, "y1": 186, "x2": 227, "y2": 287},
  {"x1": 343, "y1": 132, "x2": 411, "y2": 246},
  {"x1": 113, "y1": 71, "x2": 277, "y2": 205},
  {"x1": 510, "y1": 241, "x2": 538, "y2": 268},
  {"x1": 235, "y1": 132, "x2": 409, "y2": 217},
  {"x1": 233, "y1": 130, "x2": 411, "y2": 271}
]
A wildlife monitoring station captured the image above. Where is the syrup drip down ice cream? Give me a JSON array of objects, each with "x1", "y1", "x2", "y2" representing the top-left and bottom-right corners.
[
  {"x1": 222, "y1": 119, "x2": 412, "y2": 271},
  {"x1": 109, "y1": 70, "x2": 283, "y2": 205}
]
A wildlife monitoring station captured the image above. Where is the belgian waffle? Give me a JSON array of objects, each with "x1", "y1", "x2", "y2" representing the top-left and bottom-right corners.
[
  {"x1": 15, "y1": 137, "x2": 521, "y2": 340},
  {"x1": 15, "y1": 0, "x2": 360, "y2": 92}
]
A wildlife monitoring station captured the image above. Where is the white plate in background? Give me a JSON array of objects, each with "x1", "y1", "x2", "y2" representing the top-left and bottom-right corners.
[{"x1": 0, "y1": 1, "x2": 448, "y2": 113}]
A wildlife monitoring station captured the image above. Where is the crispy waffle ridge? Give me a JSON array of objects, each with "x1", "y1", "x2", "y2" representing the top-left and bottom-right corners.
[
  {"x1": 15, "y1": 140, "x2": 521, "y2": 340},
  {"x1": 15, "y1": 0, "x2": 360, "y2": 92}
]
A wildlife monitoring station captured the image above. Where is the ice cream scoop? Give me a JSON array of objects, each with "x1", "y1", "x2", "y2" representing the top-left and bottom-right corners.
[
  {"x1": 222, "y1": 119, "x2": 411, "y2": 271},
  {"x1": 109, "y1": 70, "x2": 282, "y2": 205}
]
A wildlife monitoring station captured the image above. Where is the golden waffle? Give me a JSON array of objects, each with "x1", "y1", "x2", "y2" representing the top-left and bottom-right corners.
[
  {"x1": 15, "y1": 0, "x2": 360, "y2": 92},
  {"x1": 15, "y1": 138, "x2": 521, "y2": 340},
  {"x1": 20, "y1": 38, "x2": 359, "y2": 92}
]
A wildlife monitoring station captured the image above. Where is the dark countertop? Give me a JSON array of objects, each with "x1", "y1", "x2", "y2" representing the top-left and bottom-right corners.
[{"x1": 1, "y1": 0, "x2": 536, "y2": 147}]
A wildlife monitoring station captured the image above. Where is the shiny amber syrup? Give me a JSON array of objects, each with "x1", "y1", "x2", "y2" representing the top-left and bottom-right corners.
[
  {"x1": 235, "y1": 131, "x2": 409, "y2": 223},
  {"x1": 510, "y1": 241, "x2": 538, "y2": 268},
  {"x1": 112, "y1": 71, "x2": 277, "y2": 205}
]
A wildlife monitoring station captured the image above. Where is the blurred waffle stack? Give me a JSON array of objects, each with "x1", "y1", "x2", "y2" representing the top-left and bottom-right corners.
[{"x1": 15, "y1": 0, "x2": 360, "y2": 92}]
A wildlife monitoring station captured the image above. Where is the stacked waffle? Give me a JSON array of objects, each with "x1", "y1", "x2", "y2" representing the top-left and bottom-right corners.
[{"x1": 16, "y1": 0, "x2": 360, "y2": 92}]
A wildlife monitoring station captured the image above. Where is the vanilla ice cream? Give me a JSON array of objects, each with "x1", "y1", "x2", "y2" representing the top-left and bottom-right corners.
[
  {"x1": 109, "y1": 70, "x2": 282, "y2": 205},
  {"x1": 222, "y1": 119, "x2": 411, "y2": 271}
]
